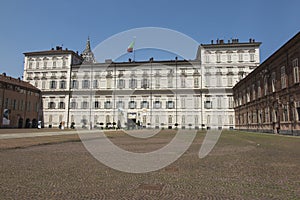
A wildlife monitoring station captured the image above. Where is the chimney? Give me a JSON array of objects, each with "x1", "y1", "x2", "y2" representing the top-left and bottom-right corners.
[
  {"x1": 105, "y1": 59, "x2": 112, "y2": 63},
  {"x1": 3, "y1": 72, "x2": 6, "y2": 76}
]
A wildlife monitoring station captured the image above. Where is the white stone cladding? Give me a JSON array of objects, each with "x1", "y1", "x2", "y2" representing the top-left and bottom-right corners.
[
  {"x1": 198, "y1": 39, "x2": 261, "y2": 129},
  {"x1": 23, "y1": 39, "x2": 261, "y2": 130}
]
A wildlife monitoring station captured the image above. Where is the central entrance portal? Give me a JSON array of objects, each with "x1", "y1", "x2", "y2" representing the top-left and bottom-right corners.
[{"x1": 127, "y1": 112, "x2": 137, "y2": 129}]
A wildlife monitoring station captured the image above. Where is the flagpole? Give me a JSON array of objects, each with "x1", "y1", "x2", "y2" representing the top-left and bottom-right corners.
[{"x1": 133, "y1": 36, "x2": 136, "y2": 62}]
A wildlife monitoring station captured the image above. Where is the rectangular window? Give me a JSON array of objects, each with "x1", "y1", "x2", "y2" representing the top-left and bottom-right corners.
[
  {"x1": 297, "y1": 106, "x2": 300, "y2": 121},
  {"x1": 227, "y1": 76, "x2": 233, "y2": 86},
  {"x1": 195, "y1": 115, "x2": 199, "y2": 125},
  {"x1": 71, "y1": 80, "x2": 78, "y2": 89},
  {"x1": 94, "y1": 101, "x2": 100, "y2": 109},
  {"x1": 50, "y1": 81, "x2": 56, "y2": 89},
  {"x1": 282, "y1": 104, "x2": 289, "y2": 122},
  {"x1": 205, "y1": 54, "x2": 210, "y2": 63},
  {"x1": 4, "y1": 98, "x2": 9, "y2": 108},
  {"x1": 104, "y1": 101, "x2": 112, "y2": 109},
  {"x1": 42, "y1": 81, "x2": 46, "y2": 89},
  {"x1": 60, "y1": 81, "x2": 66, "y2": 89},
  {"x1": 166, "y1": 101, "x2": 174, "y2": 109},
  {"x1": 216, "y1": 53, "x2": 221, "y2": 63},
  {"x1": 257, "y1": 81, "x2": 261, "y2": 98},
  {"x1": 116, "y1": 101, "x2": 124, "y2": 109},
  {"x1": 204, "y1": 100, "x2": 212, "y2": 109},
  {"x1": 218, "y1": 115, "x2": 222, "y2": 125},
  {"x1": 59, "y1": 102, "x2": 65, "y2": 109},
  {"x1": 194, "y1": 77, "x2": 199, "y2": 88},
  {"x1": 141, "y1": 101, "x2": 149, "y2": 109},
  {"x1": 181, "y1": 77, "x2": 186, "y2": 88},
  {"x1": 250, "y1": 53, "x2": 255, "y2": 62},
  {"x1": 13, "y1": 99, "x2": 16, "y2": 110},
  {"x1": 264, "y1": 78, "x2": 268, "y2": 95},
  {"x1": 293, "y1": 58, "x2": 299, "y2": 83},
  {"x1": 168, "y1": 115, "x2": 172, "y2": 124},
  {"x1": 227, "y1": 54, "x2": 232, "y2": 63},
  {"x1": 238, "y1": 53, "x2": 243, "y2": 62},
  {"x1": 265, "y1": 107, "x2": 269, "y2": 122},
  {"x1": 141, "y1": 78, "x2": 149, "y2": 89},
  {"x1": 207, "y1": 115, "x2": 211, "y2": 124},
  {"x1": 82, "y1": 101, "x2": 88, "y2": 109},
  {"x1": 194, "y1": 97, "x2": 199, "y2": 108},
  {"x1": 129, "y1": 79, "x2": 137, "y2": 89},
  {"x1": 168, "y1": 76, "x2": 173, "y2": 88},
  {"x1": 271, "y1": 72, "x2": 276, "y2": 92},
  {"x1": 118, "y1": 79, "x2": 125, "y2": 89},
  {"x1": 228, "y1": 96, "x2": 234, "y2": 109},
  {"x1": 128, "y1": 101, "x2": 136, "y2": 109},
  {"x1": 217, "y1": 97, "x2": 222, "y2": 109},
  {"x1": 154, "y1": 101, "x2": 161, "y2": 109},
  {"x1": 281, "y1": 66, "x2": 286, "y2": 89},
  {"x1": 206, "y1": 76, "x2": 210, "y2": 87},
  {"x1": 93, "y1": 80, "x2": 98, "y2": 88},
  {"x1": 70, "y1": 101, "x2": 77, "y2": 109},
  {"x1": 107, "y1": 78, "x2": 112, "y2": 89},
  {"x1": 229, "y1": 115, "x2": 233, "y2": 124},
  {"x1": 143, "y1": 115, "x2": 147, "y2": 125},
  {"x1": 49, "y1": 102, "x2": 55, "y2": 109},
  {"x1": 216, "y1": 75, "x2": 221, "y2": 87},
  {"x1": 82, "y1": 80, "x2": 90, "y2": 89},
  {"x1": 181, "y1": 97, "x2": 185, "y2": 109},
  {"x1": 155, "y1": 77, "x2": 160, "y2": 88},
  {"x1": 20, "y1": 100, "x2": 24, "y2": 110}
]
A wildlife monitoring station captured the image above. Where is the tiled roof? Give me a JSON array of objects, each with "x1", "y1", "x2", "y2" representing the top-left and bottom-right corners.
[{"x1": 0, "y1": 74, "x2": 40, "y2": 92}]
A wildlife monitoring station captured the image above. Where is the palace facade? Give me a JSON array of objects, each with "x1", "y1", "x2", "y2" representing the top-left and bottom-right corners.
[
  {"x1": 23, "y1": 37, "x2": 261, "y2": 129},
  {"x1": 233, "y1": 32, "x2": 300, "y2": 135}
]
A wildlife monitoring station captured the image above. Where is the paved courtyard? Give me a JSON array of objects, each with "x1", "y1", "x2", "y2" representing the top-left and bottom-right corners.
[{"x1": 0, "y1": 129, "x2": 299, "y2": 199}]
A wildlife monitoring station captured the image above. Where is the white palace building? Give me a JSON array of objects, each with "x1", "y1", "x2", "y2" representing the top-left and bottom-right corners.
[{"x1": 23, "y1": 38, "x2": 261, "y2": 129}]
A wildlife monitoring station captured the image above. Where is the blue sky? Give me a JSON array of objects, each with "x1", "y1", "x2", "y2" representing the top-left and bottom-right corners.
[{"x1": 0, "y1": 0, "x2": 299, "y2": 78}]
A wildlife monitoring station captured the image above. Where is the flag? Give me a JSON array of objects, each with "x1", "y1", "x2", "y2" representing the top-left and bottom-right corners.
[{"x1": 127, "y1": 40, "x2": 135, "y2": 53}]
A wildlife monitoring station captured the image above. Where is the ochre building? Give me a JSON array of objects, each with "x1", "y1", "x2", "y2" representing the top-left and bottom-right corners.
[
  {"x1": 0, "y1": 73, "x2": 42, "y2": 128},
  {"x1": 233, "y1": 32, "x2": 300, "y2": 135}
]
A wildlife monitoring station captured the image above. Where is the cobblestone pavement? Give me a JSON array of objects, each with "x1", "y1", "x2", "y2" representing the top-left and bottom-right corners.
[{"x1": 0, "y1": 130, "x2": 299, "y2": 199}]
